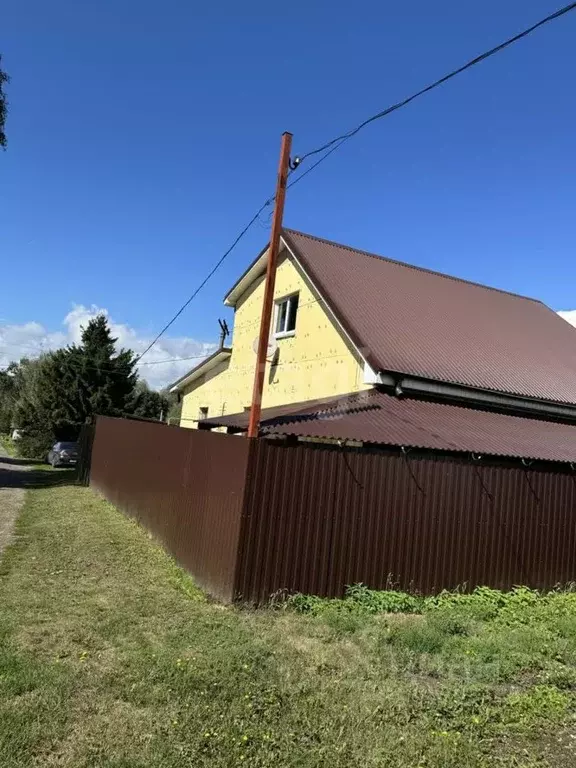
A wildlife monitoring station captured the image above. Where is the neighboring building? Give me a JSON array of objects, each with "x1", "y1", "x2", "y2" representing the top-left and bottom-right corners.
[{"x1": 170, "y1": 228, "x2": 576, "y2": 432}]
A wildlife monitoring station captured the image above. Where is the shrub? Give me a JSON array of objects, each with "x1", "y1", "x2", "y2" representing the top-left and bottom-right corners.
[
  {"x1": 17, "y1": 430, "x2": 54, "y2": 461},
  {"x1": 284, "y1": 593, "x2": 330, "y2": 615},
  {"x1": 424, "y1": 586, "x2": 509, "y2": 621},
  {"x1": 345, "y1": 584, "x2": 424, "y2": 614}
]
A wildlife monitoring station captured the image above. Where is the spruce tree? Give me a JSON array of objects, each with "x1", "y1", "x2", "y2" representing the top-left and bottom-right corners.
[
  {"x1": 74, "y1": 315, "x2": 138, "y2": 419},
  {"x1": 14, "y1": 315, "x2": 139, "y2": 457}
]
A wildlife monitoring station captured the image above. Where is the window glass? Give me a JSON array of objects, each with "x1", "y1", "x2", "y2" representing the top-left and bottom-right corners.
[
  {"x1": 276, "y1": 300, "x2": 288, "y2": 334},
  {"x1": 275, "y1": 294, "x2": 298, "y2": 335},
  {"x1": 286, "y1": 294, "x2": 299, "y2": 332}
]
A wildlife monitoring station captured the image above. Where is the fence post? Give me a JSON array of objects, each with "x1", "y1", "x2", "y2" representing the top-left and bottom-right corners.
[{"x1": 76, "y1": 420, "x2": 96, "y2": 486}]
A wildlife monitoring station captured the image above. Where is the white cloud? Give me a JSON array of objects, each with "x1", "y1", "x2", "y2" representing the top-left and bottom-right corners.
[
  {"x1": 558, "y1": 310, "x2": 576, "y2": 329},
  {"x1": 0, "y1": 304, "x2": 217, "y2": 390}
]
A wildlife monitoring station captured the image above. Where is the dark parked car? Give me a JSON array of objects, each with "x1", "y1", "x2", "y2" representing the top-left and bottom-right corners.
[{"x1": 47, "y1": 441, "x2": 79, "y2": 467}]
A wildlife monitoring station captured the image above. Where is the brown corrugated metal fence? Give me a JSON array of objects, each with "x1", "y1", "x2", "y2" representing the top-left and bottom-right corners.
[
  {"x1": 90, "y1": 416, "x2": 250, "y2": 601},
  {"x1": 90, "y1": 417, "x2": 576, "y2": 603},
  {"x1": 236, "y1": 441, "x2": 576, "y2": 602}
]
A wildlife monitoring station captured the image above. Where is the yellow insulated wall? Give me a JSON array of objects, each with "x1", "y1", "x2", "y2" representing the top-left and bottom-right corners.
[{"x1": 180, "y1": 249, "x2": 370, "y2": 427}]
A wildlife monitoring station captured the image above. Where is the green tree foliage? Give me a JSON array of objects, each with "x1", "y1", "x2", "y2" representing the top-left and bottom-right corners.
[
  {"x1": 0, "y1": 358, "x2": 30, "y2": 434},
  {"x1": 13, "y1": 357, "x2": 59, "y2": 458},
  {"x1": 7, "y1": 315, "x2": 167, "y2": 458},
  {"x1": 166, "y1": 390, "x2": 182, "y2": 425},
  {"x1": 0, "y1": 54, "x2": 8, "y2": 149},
  {"x1": 0, "y1": 361, "x2": 23, "y2": 432},
  {"x1": 131, "y1": 380, "x2": 170, "y2": 421},
  {"x1": 70, "y1": 314, "x2": 138, "y2": 420}
]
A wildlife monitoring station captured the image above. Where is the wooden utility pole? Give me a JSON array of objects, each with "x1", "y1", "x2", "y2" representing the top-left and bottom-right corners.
[{"x1": 247, "y1": 131, "x2": 293, "y2": 438}]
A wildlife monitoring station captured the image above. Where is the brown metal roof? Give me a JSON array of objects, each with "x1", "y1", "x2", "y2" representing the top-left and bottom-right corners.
[
  {"x1": 201, "y1": 394, "x2": 348, "y2": 430},
  {"x1": 202, "y1": 390, "x2": 576, "y2": 464},
  {"x1": 282, "y1": 229, "x2": 576, "y2": 405}
]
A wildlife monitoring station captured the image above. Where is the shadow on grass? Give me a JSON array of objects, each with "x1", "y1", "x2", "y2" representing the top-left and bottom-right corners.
[
  {"x1": 0, "y1": 455, "x2": 40, "y2": 468},
  {"x1": 0, "y1": 467, "x2": 77, "y2": 490}
]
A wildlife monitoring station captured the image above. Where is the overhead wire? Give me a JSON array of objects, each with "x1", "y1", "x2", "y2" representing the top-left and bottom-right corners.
[
  {"x1": 1, "y1": 350, "x2": 354, "y2": 383},
  {"x1": 287, "y1": 139, "x2": 348, "y2": 192},
  {"x1": 136, "y1": 3, "x2": 576, "y2": 365},
  {"x1": 290, "y1": 1, "x2": 576, "y2": 178},
  {"x1": 0, "y1": 351, "x2": 213, "y2": 376},
  {"x1": 0, "y1": 330, "x2": 217, "y2": 368},
  {"x1": 134, "y1": 192, "x2": 276, "y2": 364},
  {"x1": 0, "y1": 346, "x2": 211, "y2": 368},
  {"x1": 7, "y1": 3, "x2": 575, "y2": 376},
  {"x1": 1, "y1": 294, "x2": 328, "y2": 374}
]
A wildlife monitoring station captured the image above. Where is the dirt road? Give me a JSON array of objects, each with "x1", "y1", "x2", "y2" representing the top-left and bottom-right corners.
[{"x1": 0, "y1": 445, "x2": 32, "y2": 556}]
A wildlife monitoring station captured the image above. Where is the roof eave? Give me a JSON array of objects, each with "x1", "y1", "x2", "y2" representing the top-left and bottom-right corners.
[
  {"x1": 396, "y1": 374, "x2": 576, "y2": 421},
  {"x1": 168, "y1": 348, "x2": 232, "y2": 393},
  {"x1": 223, "y1": 242, "x2": 271, "y2": 307}
]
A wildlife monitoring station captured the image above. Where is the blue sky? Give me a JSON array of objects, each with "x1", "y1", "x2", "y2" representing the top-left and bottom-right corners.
[{"x1": 1, "y1": 0, "x2": 575, "y2": 387}]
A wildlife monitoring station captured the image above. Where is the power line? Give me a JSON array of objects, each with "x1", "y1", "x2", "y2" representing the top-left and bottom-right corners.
[
  {"x1": 3, "y1": 292, "x2": 328, "y2": 371},
  {"x1": 1, "y1": 339, "x2": 212, "y2": 367},
  {"x1": 287, "y1": 139, "x2": 348, "y2": 193},
  {"x1": 64, "y1": 2, "x2": 576, "y2": 371},
  {"x1": 290, "y1": 2, "x2": 576, "y2": 176},
  {"x1": 134, "y1": 194, "x2": 276, "y2": 364},
  {"x1": 1, "y1": 350, "x2": 354, "y2": 384},
  {"x1": 168, "y1": 352, "x2": 356, "y2": 382},
  {"x1": 0, "y1": 352, "x2": 212, "y2": 376},
  {"x1": 137, "y1": 353, "x2": 211, "y2": 366}
]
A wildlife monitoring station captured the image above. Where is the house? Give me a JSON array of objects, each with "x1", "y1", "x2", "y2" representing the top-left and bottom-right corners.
[
  {"x1": 95, "y1": 229, "x2": 576, "y2": 600},
  {"x1": 169, "y1": 229, "x2": 373, "y2": 425},
  {"x1": 169, "y1": 228, "x2": 576, "y2": 447}
]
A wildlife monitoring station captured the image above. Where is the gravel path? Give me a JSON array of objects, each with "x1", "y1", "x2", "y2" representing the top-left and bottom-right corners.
[{"x1": 0, "y1": 445, "x2": 31, "y2": 557}]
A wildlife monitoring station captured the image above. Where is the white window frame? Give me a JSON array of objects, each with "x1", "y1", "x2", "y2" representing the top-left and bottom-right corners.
[
  {"x1": 198, "y1": 406, "x2": 209, "y2": 421},
  {"x1": 274, "y1": 293, "x2": 299, "y2": 339}
]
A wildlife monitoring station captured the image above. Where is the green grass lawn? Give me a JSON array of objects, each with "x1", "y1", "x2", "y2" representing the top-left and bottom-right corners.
[{"x1": 2, "y1": 484, "x2": 576, "y2": 767}]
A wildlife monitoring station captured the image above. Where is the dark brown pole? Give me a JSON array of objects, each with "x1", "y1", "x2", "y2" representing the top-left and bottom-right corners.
[{"x1": 247, "y1": 131, "x2": 293, "y2": 438}]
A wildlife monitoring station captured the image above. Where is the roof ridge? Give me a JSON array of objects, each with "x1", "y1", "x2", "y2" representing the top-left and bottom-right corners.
[{"x1": 283, "y1": 228, "x2": 541, "y2": 304}]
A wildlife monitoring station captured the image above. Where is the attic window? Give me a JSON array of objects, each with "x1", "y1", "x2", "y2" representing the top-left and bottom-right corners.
[
  {"x1": 274, "y1": 293, "x2": 299, "y2": 338},
  {"x1": 198, "y1": 406, "x2": 209, "y2": 421}
]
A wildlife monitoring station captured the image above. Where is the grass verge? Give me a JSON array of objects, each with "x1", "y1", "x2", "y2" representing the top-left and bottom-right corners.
[{"x1": 2, "y1": 485, "x2": 576, "y2": 766}]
